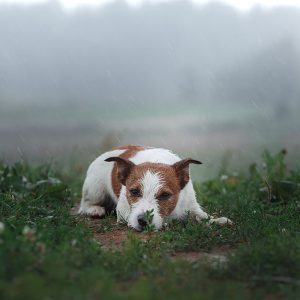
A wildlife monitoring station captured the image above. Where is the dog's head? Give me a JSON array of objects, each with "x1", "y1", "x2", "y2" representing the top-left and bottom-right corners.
[{"x1": 105, "y1": 157, "x2": 201, "y2": 231}]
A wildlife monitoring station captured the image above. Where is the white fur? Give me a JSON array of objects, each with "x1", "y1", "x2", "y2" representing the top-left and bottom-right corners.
[
  {"x1": 78, "y1": 149, "x2": 125, "y2": 217},
  {"x1": 130, "y1": 148, "x2": 180, "y2": 165},
  {"x1": 127, "y1": 171, "x2": 163, "y2": 231},
  {"x1": 170, "y1": 180, "x2": 209, "y2": 220},
  {"x1": 79, "y1": 147, "x2": 232, "y2": 228}
]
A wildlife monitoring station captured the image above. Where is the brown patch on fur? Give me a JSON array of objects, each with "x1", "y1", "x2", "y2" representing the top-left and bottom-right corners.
[
  {"x1": 173, "y1": 158, "x2": 202, "y2": 189},
  {"x1": 109, "y1": 146, "x2": 201, "y2": 218},
  {"x1": 125, "y1": 163, "x2": 181, "y2": 217},
  {"x1": 114, "y1": 144, "x2": 148, "y2": 151},
  {"x1": 111, "y1": 145, "x2": 146, "y2": 198}
]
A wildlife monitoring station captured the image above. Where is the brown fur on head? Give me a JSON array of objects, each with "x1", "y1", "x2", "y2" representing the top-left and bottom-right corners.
[{"x1": 105, "y1": 157, "x2": 202, "y2": 217}]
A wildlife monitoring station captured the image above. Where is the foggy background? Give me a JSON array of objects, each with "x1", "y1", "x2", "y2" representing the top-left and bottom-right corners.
[{"x1": 1, "y1": 0, "x2": 299, "y2": 179}]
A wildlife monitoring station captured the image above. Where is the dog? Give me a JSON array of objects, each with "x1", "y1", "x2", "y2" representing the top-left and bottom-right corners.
[{"x1": 78, "y1": 144, "x2": 232, "y2": 231}]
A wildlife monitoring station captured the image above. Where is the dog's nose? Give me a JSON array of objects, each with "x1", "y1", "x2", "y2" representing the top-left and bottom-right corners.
[{"x1": 137, "y1": 214, "x2": 147, "y2": 228}]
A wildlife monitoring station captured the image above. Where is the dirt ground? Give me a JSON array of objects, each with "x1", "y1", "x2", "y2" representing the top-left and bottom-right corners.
[{"x1": 73, "y1": 205, "x2": 232, "y2": 263}]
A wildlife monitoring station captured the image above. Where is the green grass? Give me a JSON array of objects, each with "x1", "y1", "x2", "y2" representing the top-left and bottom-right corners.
[{"x1": 0, "y1": 150, "x2": 300, "y2": 299}]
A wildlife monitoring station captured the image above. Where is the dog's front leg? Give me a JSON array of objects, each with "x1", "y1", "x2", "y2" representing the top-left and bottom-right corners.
[{"x1": 190, "y1": 202, "x2": 233, "y2": 226}]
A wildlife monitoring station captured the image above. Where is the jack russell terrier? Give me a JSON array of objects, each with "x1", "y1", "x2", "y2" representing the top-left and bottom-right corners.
[{"x1": 78, "y1": 145, "x2": 232, "y2": 231}]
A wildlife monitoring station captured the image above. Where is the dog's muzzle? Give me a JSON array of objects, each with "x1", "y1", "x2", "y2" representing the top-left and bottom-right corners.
[{"x1": 137, "y1": 213, "x2": 147, "y2": 229}]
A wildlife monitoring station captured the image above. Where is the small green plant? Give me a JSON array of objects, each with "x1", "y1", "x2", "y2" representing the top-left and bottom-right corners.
[
  {"x1": 143, "y1": 209, "x2": 155, "y2": 233},
  {"x1": 262, "y1": 149, "x2": 287, "y2": 180}
]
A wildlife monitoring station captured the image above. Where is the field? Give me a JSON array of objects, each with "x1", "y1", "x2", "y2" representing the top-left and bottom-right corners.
[
  {"x1": 0, "y1": 149, "x2": 300, "y2": 299},
  {"x1": 1, "y1": 101, "x2": 300, "y2": 182}
]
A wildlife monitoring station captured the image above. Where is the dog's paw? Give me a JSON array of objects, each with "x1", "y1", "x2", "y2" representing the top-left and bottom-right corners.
[
  {"x1": 81, "y1": 206, "x2": 106, "y2": 218},
  {"x1": 209, "y1": 217, "x2": 233, "y2": 226},
  {"x1": 193, "y1": 212, "x2": 210, "y2": 223}
]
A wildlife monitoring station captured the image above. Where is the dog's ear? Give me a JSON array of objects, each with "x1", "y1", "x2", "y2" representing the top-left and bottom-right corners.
[
  {"x1": 173, "y1": 158, "x2": 202, "y2": 189},
  {"x1": 105, "y1": 157, "x2": 135, "y2": 186}
]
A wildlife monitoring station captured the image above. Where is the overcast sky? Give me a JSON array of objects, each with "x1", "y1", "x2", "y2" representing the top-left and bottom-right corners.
[
  {"x1": 0, "y1": 0, "x2": 299, "y2": 107},
  {"x1": 1, "y1": 0, "x2": 300, "y2": 11}
]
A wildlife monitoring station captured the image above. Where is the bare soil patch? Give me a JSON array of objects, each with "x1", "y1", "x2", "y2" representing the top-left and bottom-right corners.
[
  {"x1": 83, "y1": 217, "x2": 152, "y2": 250},
  {"x1": 73, "y1": 205, "x2": 233, "y2": 262},
  {"x1": 170, "y1": 245, "x2": 232, "y2": 263}
]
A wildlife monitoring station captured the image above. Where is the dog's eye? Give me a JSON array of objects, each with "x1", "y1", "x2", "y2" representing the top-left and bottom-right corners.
[
  {"x1": 158, "y1": 192, "x2": 172, "y2": 200},
  {"x1": 129, "y1": 188, "x2": 141, "y2": 197}
]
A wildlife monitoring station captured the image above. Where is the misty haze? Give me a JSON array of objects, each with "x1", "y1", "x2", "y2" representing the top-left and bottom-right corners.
[
  {"x1": 2, "y1": 2, "x2": 300, "y2": 299},
  {"x1": 0, "y1": 0, "x2": 300, "y2": 179}
]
